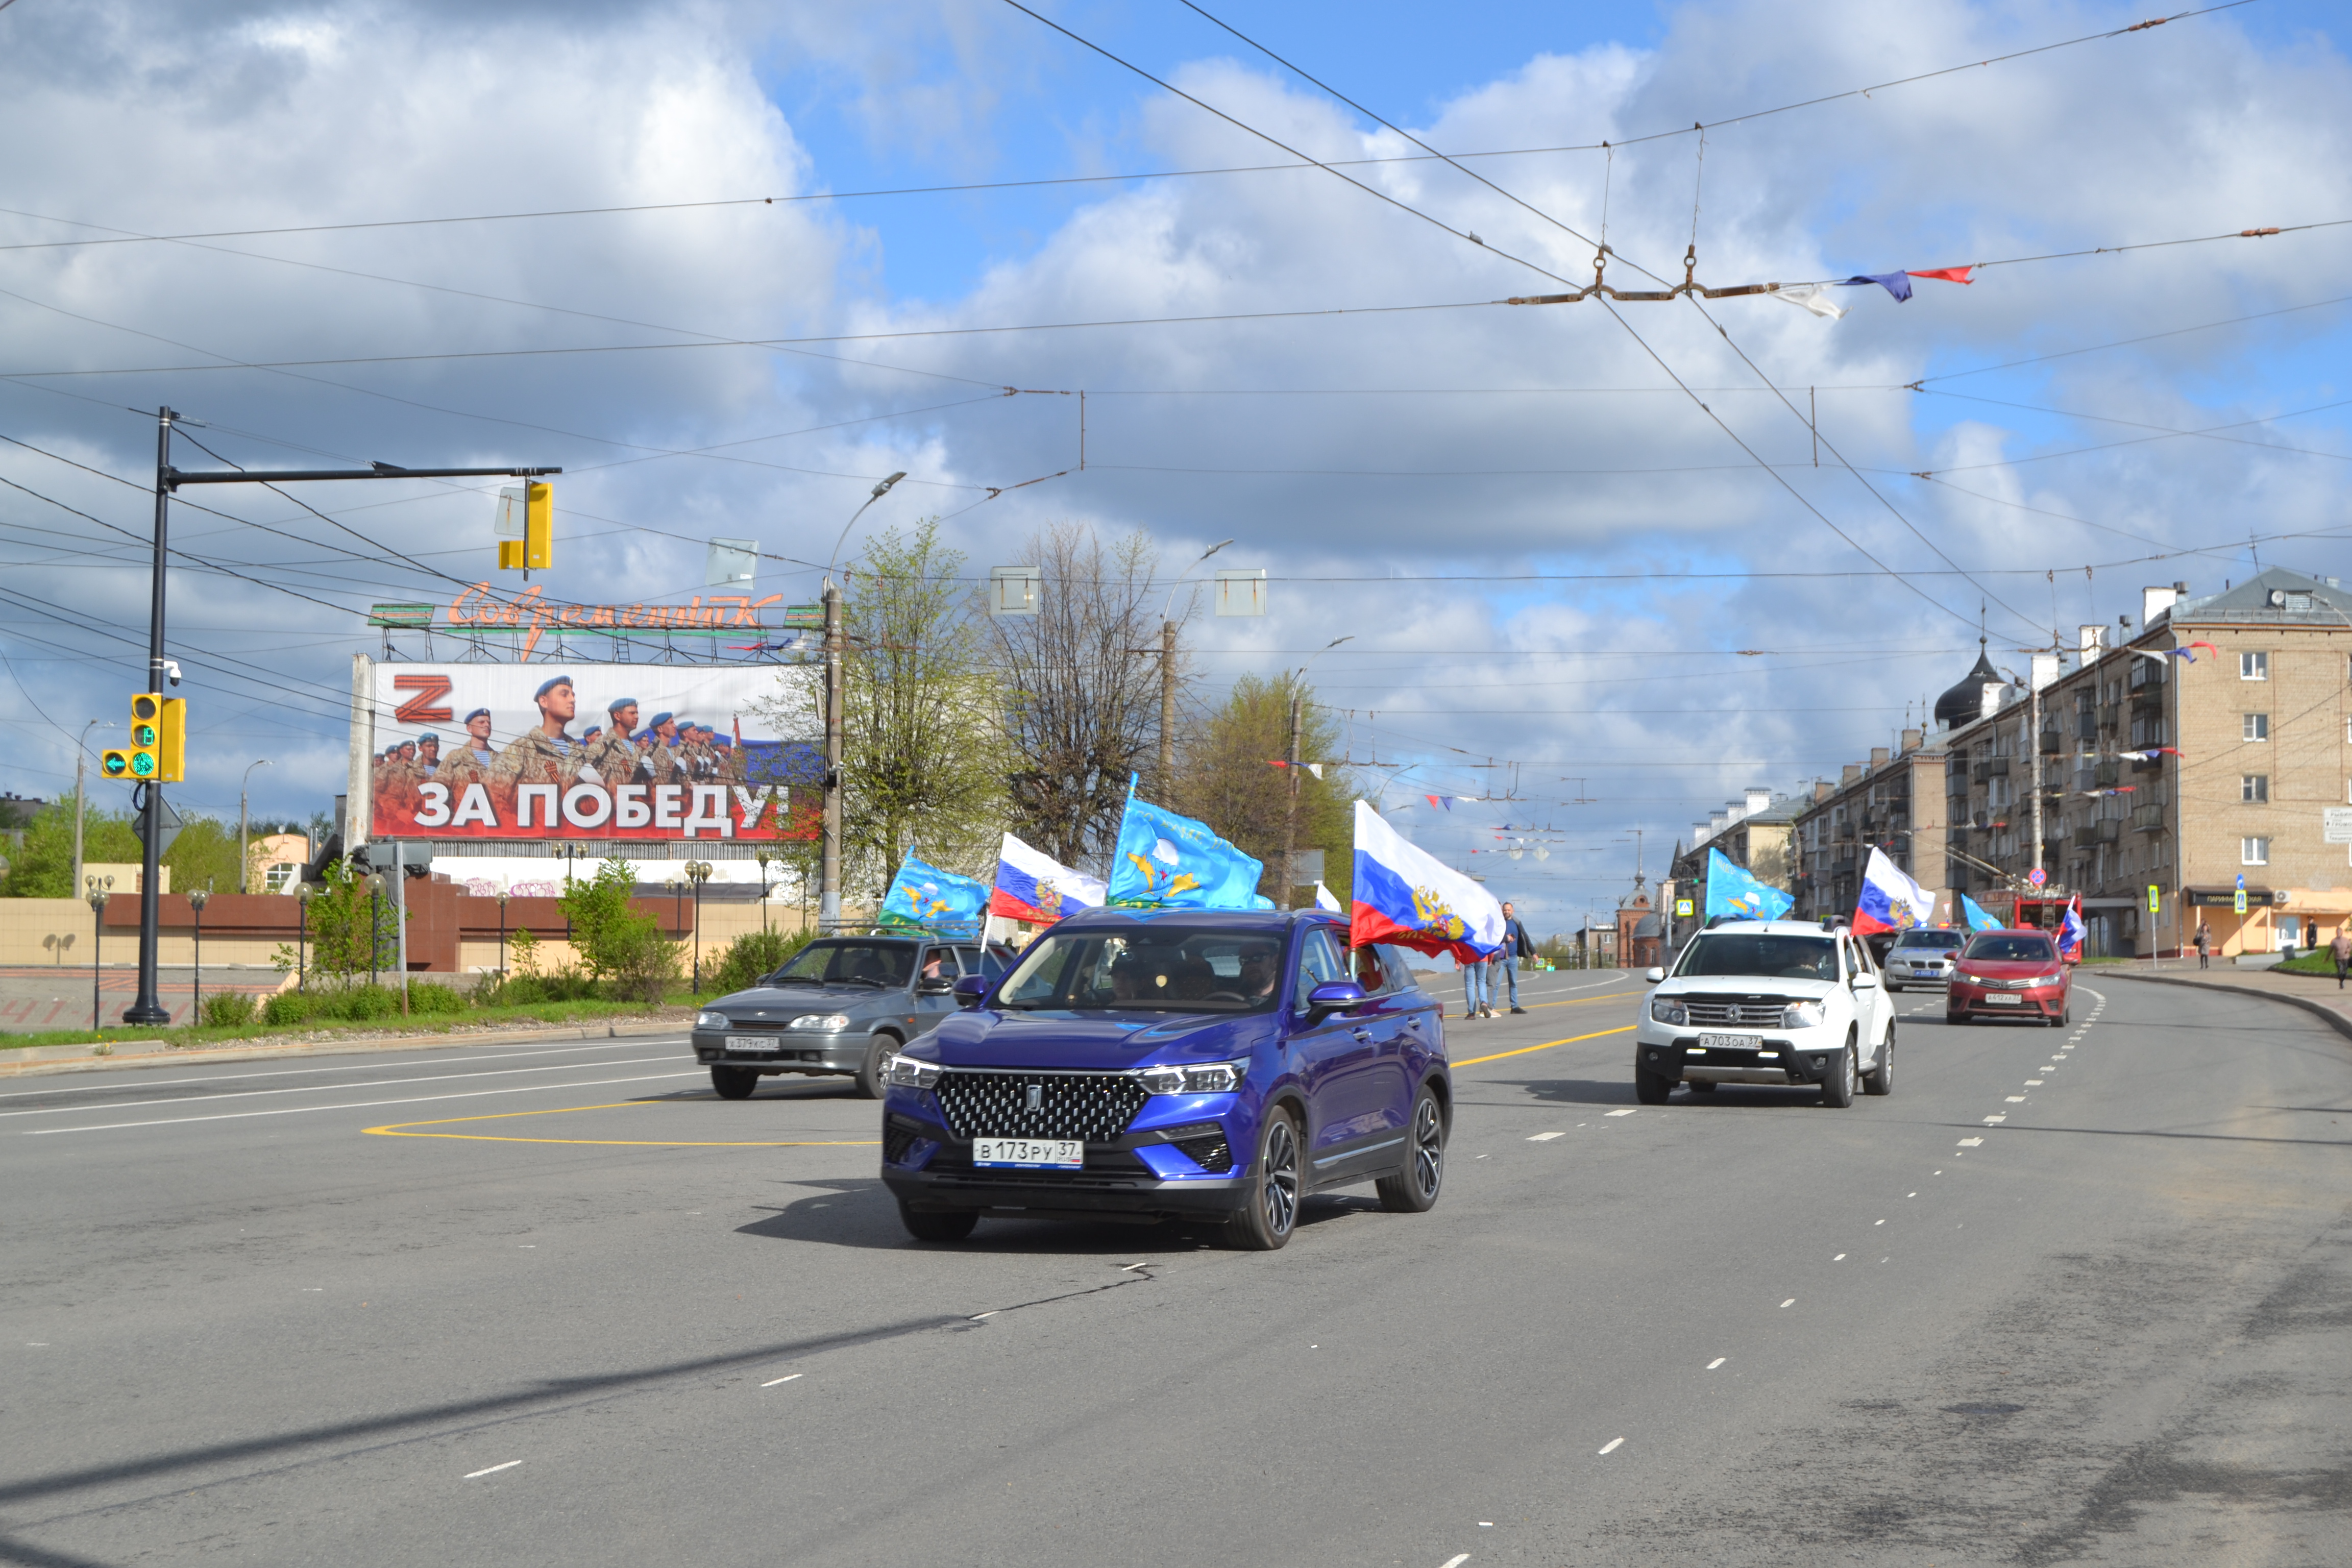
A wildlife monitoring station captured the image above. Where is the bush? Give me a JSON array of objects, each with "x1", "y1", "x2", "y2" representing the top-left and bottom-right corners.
[
  {"x1": 606, "y1": 922, "x2": 683, "y2": 1004},
  {"x1": 486, "y1": 966, "x2": 601, "y2": 1007},
  {"x1": 262, "y1": 989, "x2": 321, "y2": 1026},
  {"x1": 318, "y1": 984, "x2": 403, "y2": 1021},
  {"x1": 201, "y1": 991, "x2": 258, "y2": 1029},
  {"x1": 406, "y1": 981, "x2": 467, "y2": 1015},
  {"x1": 709, "y1": 927, "x2": 812, "y2": 997}
]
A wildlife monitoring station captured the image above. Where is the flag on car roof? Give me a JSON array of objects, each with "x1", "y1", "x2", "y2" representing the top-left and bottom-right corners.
[
  {"x1": 1851, "y1": 846, "x2": 1937, "y2": 935},
  {"x1": 878, "y1": 850, "x2": 988, "y2": 937},
  {"x1": 1704, "y1": 846, "x2": 1795, "y2": 921},
  {"x1": 1349, "y1": 799, "x2": 1503, "y2": 961},
  {"x1": 1960, "y1": 893, "x2": 2003, "y2": 932},
  {"x1": 989, "y1": 832, "x2": 1107, "y2": 925},
  {"x1": 1107, "y1": 776, "x2": 1272, "y2": 910}
]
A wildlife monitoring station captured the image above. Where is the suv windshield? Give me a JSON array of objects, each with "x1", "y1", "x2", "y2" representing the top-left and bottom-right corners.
[
  {"x1": 997, "y1": 926, "x2": 1286, "y2": 1012},
  {"x1": 768, "y1": 940, "x2": 915, "y2": 988},
  {"x1": 1964, "y1": 935, "x2": 2057, "y2": 962},
  {"x1": 1892, "y1": 930, "x2": 1959, "y2": 948},
  {"x1": 1673, "y1": 933, "x2": 1840, "y2": 982}
]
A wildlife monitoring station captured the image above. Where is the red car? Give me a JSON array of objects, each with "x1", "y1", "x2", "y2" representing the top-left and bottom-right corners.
[{"x1": 1947, "y1": 928, "x2": 2072, "y2": 1027}]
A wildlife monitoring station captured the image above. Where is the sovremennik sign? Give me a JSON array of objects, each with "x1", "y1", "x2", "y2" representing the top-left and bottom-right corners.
[{"x1": 349, "y1": 657, "x2": 819, "y2": 843}]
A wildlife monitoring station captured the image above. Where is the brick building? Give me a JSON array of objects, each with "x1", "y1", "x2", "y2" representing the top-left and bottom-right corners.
[
  {"x1": 1667, "y1": 787, "x2": 1803, "y2": 947},
  {"x1": 1788, "y1": 730, "x2": 1952, "y2": 926}
]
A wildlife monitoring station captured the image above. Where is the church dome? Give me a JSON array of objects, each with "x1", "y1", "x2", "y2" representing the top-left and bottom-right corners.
[{"x1": 1934, "y1": 642, "x2": 2004, "y2": 729}]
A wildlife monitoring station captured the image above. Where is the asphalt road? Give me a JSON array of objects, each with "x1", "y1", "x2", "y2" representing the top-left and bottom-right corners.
[{"x1": 3, "y1": 967, "x2": 2347, "y2": 1566}]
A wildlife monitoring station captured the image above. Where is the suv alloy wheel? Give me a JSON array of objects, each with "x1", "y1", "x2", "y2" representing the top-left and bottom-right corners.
[
  {"x1": 1862, "y1": 1026, "x2": 1894, "y2": 1096},
  {"x1": 856, "y1": 1034, "x2": 899, "y2": 1100},
  {"x1": 1227, "y1": 1106, "x2": 1301, "y2": 1251},
  {"x1": 1376, "y1": 1087, "x2": 1446, "y2": 1213},
  {"x1": 1820, "y1": 1037, "x2": 1857, "y2": 1108}
]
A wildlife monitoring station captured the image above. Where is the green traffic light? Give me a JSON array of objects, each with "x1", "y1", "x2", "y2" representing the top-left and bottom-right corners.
[
  {"x1": 132, "y1": 723, "x2": 157, "y2": 747},
  {"x1": 130, "y1": 753, "x2": 156, "y2": 778},
  {"x1": 102, "y1": 752, "x2": 128, "y2": 777}
]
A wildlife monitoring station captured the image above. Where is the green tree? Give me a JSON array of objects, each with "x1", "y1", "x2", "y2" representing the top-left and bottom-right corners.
[
  {"x1": 767, "y1": 516, "x2": 1010, "y2": 901},
  {"x1": 0, "y1": 800, "x2": 241, "y2": 898},
  {"x1": 303, "y1": 857, "x2": 396, "y2": 984},
  {"x1": 1172, "y1": 673, "x2": 1353, "y2": 908}
]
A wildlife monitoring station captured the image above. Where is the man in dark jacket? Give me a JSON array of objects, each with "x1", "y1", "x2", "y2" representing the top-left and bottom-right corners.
[{"x1": 1494, "y1": 900, "x2": 1537, "y2": 1014}]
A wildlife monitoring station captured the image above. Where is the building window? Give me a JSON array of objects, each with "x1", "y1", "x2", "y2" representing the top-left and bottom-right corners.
[
  {"x1": 2242, "y1": 775, "x2": 2269, "y2": 803},
  {"x1": 2240, "y1": 651, "x2": 2268, "y2": 680},
  {"x1": 2244, "y1": 713, "x2": 2270, "y2": 742},
  {"x1": 2242, "y1": 837, "x2": 2270, "y2": 866}
]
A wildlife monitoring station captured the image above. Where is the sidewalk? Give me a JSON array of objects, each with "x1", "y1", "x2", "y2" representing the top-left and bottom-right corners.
[{"x1": 2098, "y1": 959, "x2": 2352, "y2": 1043}]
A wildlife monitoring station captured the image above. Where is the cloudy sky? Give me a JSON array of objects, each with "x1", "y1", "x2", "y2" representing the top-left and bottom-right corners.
[{"x1": 1, "y1": 0, "x2": 2345, "y2": 927}]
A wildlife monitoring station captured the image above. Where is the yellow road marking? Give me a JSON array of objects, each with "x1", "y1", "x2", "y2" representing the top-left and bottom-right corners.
[
  {"x1": 1453, "y1": 1024, "x2": 1636, "y2": 1068},
  {"x1": 365, "y1": 1099, "x2": 880, "y2": 1147}
]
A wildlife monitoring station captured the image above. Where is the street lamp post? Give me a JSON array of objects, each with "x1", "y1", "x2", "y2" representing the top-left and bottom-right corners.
[
  {"x1": 296, "y1": 883, "x2": 313, "y2": 992},
  {"x1": 496, "y1": 891, "x2": 509, "y2": 983},
  {"x1": 84, "y1": 876, "x2": 113, "y2": 1034},
  {"x1": 1281, "y1": 636, "x2": 1353, "y2": 909},
  {"x1": 237, "y1": 760, "x2": 271, "y2": 894},
  {"x1": 755, "y1": 850, "x2": 773, "y2": 935},
  {"x1": 685, "y1": 861, "x2": 713, "y2": 991},
  {"x1": 1155, "y1": 539, "x2": 1234, "y2": 799},
  {"x1": 71, "y1": 719, "x2": 109, "y2": 900},
  {"x1": 368, "y1": 874, "x2": 385, "y2": 990},
  {"x1": 187, "y1": 886, "x2": 209, "y2": 1026},
  {"x1": 820, "y1": 471, "x2": 906, "y2": 937}
]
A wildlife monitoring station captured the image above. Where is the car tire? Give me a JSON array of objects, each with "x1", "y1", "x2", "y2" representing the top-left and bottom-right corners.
[
  {"x1": 710, "y1": 1066, "x2": 759, "y2": 1099},
  {"x1": 1225, "y1": 1106, "x2": 1301, "y2": 1251},
  {"x1": 898, "y1": 1204, "x2": 977, "y2": 1243},
  {"x1": 1686, "y1": 1080, "x2": 1718, "y2": 1094},
  {"x1": 1821, "y1": 1041, "x2": 1856, "y2": 1108},
  {"x1": 2050, "y1": 1005, "x2": 2069, "y2": 1028},
  {"x1": 1634, "y1": 1067, "x2": 1674, "y2": 1105},
  {"x1": 1863, "y1": 1027, "x2": 1894, "y2": 1096},
  {"x1": 1886, "y1": 983, "x2": 1903, "y2": 993},
  {"x1": 855, "y1": 1035, "x2": 900, "y2": 1100},
  {"x1": 1376, "y1": 1086, "x2": 1446, "y2": 1214},
  {"x1": 1947, "y1": 1010, "x2": 1970, "y2": 1026}
]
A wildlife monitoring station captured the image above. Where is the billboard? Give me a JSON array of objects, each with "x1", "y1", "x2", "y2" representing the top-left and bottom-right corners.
[{"x1": 358, "y1": 661, "x2": 819, "y2": 842}]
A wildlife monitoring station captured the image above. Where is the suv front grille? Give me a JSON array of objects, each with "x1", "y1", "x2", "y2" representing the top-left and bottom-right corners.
[
  {"x1": 935, "y1": 1070, "x2": 1149, "y2": 1141},
  {"x1": 1171, "y1": 1132, "x2": 1233, "y2": 1173},
  {"x1": 1683, "y1": 999, "x2": 1794, "y2": 1027}
]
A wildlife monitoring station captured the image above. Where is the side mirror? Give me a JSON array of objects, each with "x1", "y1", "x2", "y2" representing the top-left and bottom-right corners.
[
  {"x1": 1304, "y1": 980, "x2": 1368, "y2": 1020},
  {"x1": 951, "y1": 974, "x2": 991, "y2": 1010},
  {"x1": 1645, "y1": 967, "x2": 1666, "y2": 984},
  {"x1": 915, "y1": 973, "x2": 955, "y2": 995}
]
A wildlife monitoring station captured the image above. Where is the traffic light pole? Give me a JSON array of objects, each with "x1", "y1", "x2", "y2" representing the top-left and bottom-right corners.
[{"x1": 120, "y1": 403, "x2": 558, "y2": 1026}]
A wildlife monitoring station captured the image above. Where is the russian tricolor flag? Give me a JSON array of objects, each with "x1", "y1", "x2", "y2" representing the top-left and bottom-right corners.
[
  {"x1": 1349, "y1": 800, "x2": 1503, "y2": 961},
  {"x1": 1851, "y1": 847, "x2": 1936, "y2": 936},
  {"x1": 989, "y1": 832, "x2": 1107, "y2": 925}
]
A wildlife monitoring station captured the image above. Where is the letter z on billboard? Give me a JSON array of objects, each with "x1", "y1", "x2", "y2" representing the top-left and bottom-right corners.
[{"x1": 365, "y1": 663, "x2": 818, "y2": 841}]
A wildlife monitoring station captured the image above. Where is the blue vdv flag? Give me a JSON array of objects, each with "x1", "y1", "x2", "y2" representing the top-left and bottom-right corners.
[
  {"x1": 1705, "y1": 847, "x2": 1795, "y2": 922},
  {"x1": 878, "y1": 850, "x2": 988, "y2": 936},
  {"x1": 1108, "y1": 777, "x2": 1272, "y2": 910},
  {"x1": 1961, "y1": 894, "x2": 2002, "y2": 932}
]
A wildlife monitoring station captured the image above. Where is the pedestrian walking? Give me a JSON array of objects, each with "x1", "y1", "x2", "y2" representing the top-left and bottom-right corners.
[
  {"x1": 1494, "y1": 900, "x2": 1535, "y2": 1015},
  {"x1": 2333, "y1": 927, "x2": 2351, "y2": 990},
  {"x1": 2194, "y1": 919, "x2": 2212, "y2": 969},
  {"x1": 1458, "y1": 949, "x2": 1489, "y2": 1020}
]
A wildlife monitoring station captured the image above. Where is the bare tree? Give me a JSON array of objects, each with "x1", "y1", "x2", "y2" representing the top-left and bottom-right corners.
[{"x1": 986, "y1": 522, "x2": 1188, "y2": 873}]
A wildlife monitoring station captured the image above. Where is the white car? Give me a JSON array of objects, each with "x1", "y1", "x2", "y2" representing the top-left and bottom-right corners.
[
  {"x1": 1881, "y1": 926, "x2": 1965, "y2": 992},
  {"x1": 1634, "y1": 920, "x2": 1894, "y2": 1107}
]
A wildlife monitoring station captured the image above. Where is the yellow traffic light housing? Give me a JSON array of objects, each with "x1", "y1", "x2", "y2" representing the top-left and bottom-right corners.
[
  {"x1": 496, "y1": 481, "x2": 552, "y2": 571},
  {"x1": 103, "y1": 692, "x2": 164, "y2": 780},
  {"x1": 155, "y1": 696, "x2": 186, "y2": 781}
]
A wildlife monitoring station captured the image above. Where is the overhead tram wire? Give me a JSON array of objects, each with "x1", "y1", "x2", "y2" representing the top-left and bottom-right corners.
[{"x1": 0, "y1": 3, "x2": 2267, "y2": 255}]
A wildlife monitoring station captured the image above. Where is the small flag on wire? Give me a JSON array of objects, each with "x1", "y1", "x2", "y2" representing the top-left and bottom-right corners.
[
  {"x1": 1907, "y1": 266, "x2": 1974, "y2": 285},
  {"x1": 1841, "y1": 272, "x2": 1914, "y2": 302}
]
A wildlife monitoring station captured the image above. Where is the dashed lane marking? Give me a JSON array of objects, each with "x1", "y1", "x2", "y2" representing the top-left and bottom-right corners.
[
  {"x1": 1527, "y1": 1131, "x2": 1566, "y2": 1142},
  {"x1": 1780, "y1": 1298, "x2": 1796, "y2": 1309},
  {"x1": 1604, "y1": 1108, "x2": 1638, "y2": 1118},
  {"x1": 1707, "y1": 1357, "x2": 1727, "y2": 1369},
  {"x1": 762, "y1": 1374, "x2": 802, "y2": 1387},
  {"x1": 464, "y1": 1461, "x2": 522, "y2": 1479},
  {"x1": 1958, "y1": 1137, "x2": 1983, "y2": 1146},
  {"x1": 1440, "y1": 1555, "x2": 1471, "y2": 1568},
  {"x1": 1983, "y1": 1114, "x2": 2007, "y2": 1124},
  {"x1": 1598, "y1": 1437, "x2": 1625, "y2": 1455},
  {"x1": 31, "y1": 1072, "x2": 710, "y2": 1136}
]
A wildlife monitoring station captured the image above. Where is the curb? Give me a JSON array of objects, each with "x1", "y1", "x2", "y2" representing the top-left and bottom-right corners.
[
  {"x1": 2101, "y1": 969, "x2": 2352, "y2": 1045},
  {"x1": 0, "y1": 1015, "x2": 696, "y2": 1079}
]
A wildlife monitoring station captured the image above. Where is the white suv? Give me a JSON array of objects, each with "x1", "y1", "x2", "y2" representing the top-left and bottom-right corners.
[{"x1": 1634, "y1": 921, "x2": 1894, "y2": 1107}]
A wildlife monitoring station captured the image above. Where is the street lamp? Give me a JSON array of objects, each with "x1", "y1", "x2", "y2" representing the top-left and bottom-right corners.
[
  {"x1": 684, "y1": 861, "x2": 714, "y2": 992},
  {"x1": 187, "y1": 885, "x2": 209, "y2": 1027},
  {"x1": 368, "y1": 873, "x2": 386, "y2": 989},
  {"x1": 237, "y1": 760, "x2": 271, "y2": 894},
  {"x1": 296, "y1": 882, "x2": 314, "y2": 992},
  {"x1": 84, "y1": 875, "x2": 113, "y2": 1034},
  {"x1": 496, "y1": 890, "x2": 510, "y2": 984},
  {"x1": 754, "y1": 850, "x2": 773, "y2": 935},
  {"x1": 820, "y1": 470, "x2": 907, "y2": 937},
  {"x1": 71, "y1": 719, "x2": 112, "y2": 900},
  {"x1": 1280, "y1": 635, "x2": 1353, "y2": 909},
  {"x1": 1153, "y1": 538, "x2": 1234, "y2": 798}
]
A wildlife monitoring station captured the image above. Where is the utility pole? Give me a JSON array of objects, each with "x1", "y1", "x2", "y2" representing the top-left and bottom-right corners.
[
  {"x1": 820, "y1": 581, "x2": 844, "y2": 935},
  {"x1": 70, "y1": 718, "x2": 102, "y2": 901},
  {"x1": 1157, "y1": 617, "x2": 1178, "y2": 799},
  {"x1": 237, "y1": 758, "x2": 270, "y2": 894},
  {"x1": 118, "y1": 406, "x2": 557, "y2": 1025},
  {"x1": 2029, "y1": 668, "x2": 2045, "y2": 888},
  {"x1": 1280, "y1": 685, "x2": 1303, "y2": 910}
]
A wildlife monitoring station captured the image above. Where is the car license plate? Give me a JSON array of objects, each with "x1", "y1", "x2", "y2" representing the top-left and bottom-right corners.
[
  {"x1": 1986, "y1": 994, "x2": 2022, "y2": 1006},
  {"x1": 1913, "y1": 965, "x2": 1940, "y2": 975},
  {"x1": 1697, "y1": 1033, "x2": 1761, "y2": 1050},
  {"x1": 973, "y1": 1137, "x2": 1084, "y2": 1169},
  {"x1": 726, "y1": 1035, "x2": 779, "y2": 1054}
]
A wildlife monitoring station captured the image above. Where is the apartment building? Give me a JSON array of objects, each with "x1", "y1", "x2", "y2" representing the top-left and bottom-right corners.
[
  {"x1": 1787, "y1": 731, "x2": 1952, "y2": 926},
  {"x1": 1666, "y1": 787, "x2": 1802, "y2": 947}
]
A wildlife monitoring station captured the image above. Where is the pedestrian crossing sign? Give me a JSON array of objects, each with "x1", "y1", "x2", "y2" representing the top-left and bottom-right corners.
[
  {"x1": 1675, "y1": 899, "x2": 1693, "y2": 917},
  {"x1": 2146, "y1": 884, "x2": 2159, "y2": 914},
  {"x1": 2234, "y1": 890, "x2": 2248, "y2": 915}
]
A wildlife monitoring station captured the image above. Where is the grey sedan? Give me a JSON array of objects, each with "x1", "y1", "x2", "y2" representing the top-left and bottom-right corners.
[{"x1": 691, "y1": 935, "x2": 1011, "y2": 1099}]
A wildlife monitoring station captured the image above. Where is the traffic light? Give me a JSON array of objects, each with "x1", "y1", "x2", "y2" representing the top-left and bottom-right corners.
[
  {"x1": 102, "y1": 693, "x2": 162, "y2": 781},
  {"x1": 155, "y1": 695, "x2": 186, "y2": 781},
  {"x1": 496, "y1": 481, "x2": 552, "y2": 571}
]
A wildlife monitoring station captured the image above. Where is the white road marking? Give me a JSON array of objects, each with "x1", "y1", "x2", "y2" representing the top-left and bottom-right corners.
[
  {"x1": 1833, "y1": 1253, "x2": 1846, "y2": 1261},
  {"x1": 2005, "y1": 1095, "x2": 2027, "y2": 1103},
  {"x1": 0, "y1": 1055, "x2": 689, "y2": 1121},
  {"x1": 1604, "y1": 1109, "x2": 1637, "y2": 1118},
  {"x1": 970, "y1": 1311, "x2": 998, "y2": 1320},
  {"x1": 1597, "y1": 1437, "x2": 1624, "y2": 1455},
  {"x1": 464, "y1": 1460, "x2": 522, "y2": 1479},
  {"x1": 22, "y1": 1071, "x2": 707, "y2": 1136},
  {"x1": 1707, "y1": 1357, "x2": 1727, "y2": 1369},
  {"x1": 1983, "y1": 1115, "x2": 2006, "y2": 1124},
  {"x1": 1874, "y1": 1219, "x2": 1884, "y2": 1226},
  {"x1": 1527, "y1": 1131, "x2": 1566, "y2": 1142},
  {"x1": 1780, "y1": 1298, "x2": 1796, "y2": 1309},
  {"x1": 2025, "y1": 1079, "x2": 2044, "y2": 1086},
  {"x1": 762, "y1": 1374, "x2": 802, "y2": 1387},
  {"x1": 1440, "y1": 1556, "x2": 1471, "y2": 1568},
  {"x1": 1119, "y1": 1262, "x2": 1151, "y2": 1271},
  {"x1": 1906, "y1": 1192, "x2": 1917, "y2": 1197}
]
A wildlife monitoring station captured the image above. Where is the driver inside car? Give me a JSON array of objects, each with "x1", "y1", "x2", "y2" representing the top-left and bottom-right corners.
[{"x1": 1237, "y1": 942, "x2": 1281, "y2": 1003}]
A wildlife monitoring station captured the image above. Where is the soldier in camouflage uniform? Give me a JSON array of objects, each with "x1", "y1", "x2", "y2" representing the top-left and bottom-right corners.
[
  {"x1": 681, "y1": 721, "x2": 720, "y2": 783},
  {"x1": 413, "y1": 732, "x2": 443, "y2": 782},
  {"x1": 497, "y1": 674, "x2": 590, "y2": 790},
  {"x1": 437, "y1": 709, "x2": 501, "y2": 791},
  {"x1": 583, "y1": 697, "x2": 644, "y2": 787},
  {"x1": 640, "y1": 711, "x2": 685, "y2": 787}
]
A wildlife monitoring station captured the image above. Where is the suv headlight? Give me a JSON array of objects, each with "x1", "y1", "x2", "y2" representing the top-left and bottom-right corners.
[
  {"x1": 789, "y1": 1013, "x2": 851, "y2": 1032},
  {"x1": 1782, "y1": 1000, "x2": 1826, "y2": 1029},
  {"x1": 696, "y1": 1010, "x2": 728, "y2": 1031},
  {"x1": 1649, "y1": 997, "x2": 1688, "y2": 1026},
  {"x1": 1136, "y1": 1059, "x2": 1247, "y2": 1095},
  {"x1": 885, "y1": 1054, "x2": 943, "y2": 1090}
]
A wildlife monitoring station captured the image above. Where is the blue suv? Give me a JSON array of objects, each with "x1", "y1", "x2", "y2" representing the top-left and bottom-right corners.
[{"x1": 879, "y1": 909, "x2": 1451, "y2": 1250}]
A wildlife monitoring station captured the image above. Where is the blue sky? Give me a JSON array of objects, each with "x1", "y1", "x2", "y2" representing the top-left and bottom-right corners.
[{"x1": 1, "y1": 0, "x2": 2346, "y2": 924}]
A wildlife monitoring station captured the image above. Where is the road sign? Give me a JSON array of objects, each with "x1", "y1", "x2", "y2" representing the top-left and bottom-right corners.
[
  {"x1": 131, "y1": 793, "x2": 184, "y2": 858},
  {"x1": 1675, "y1": 899, "x2": 1694, "y2": 918},
  {"x1": 2236, "y1": 872, "x2": 2246, "y2": 890},
  {"x1": 2234, "y1": 890, "x2": 2249, "y2": 915},
  {"x1": 2027, "y1": 867, "x2": 2047, "y2": 887},
  {"x1": 2146, "y1": 884, "x2": 2160, "y2": 913}
]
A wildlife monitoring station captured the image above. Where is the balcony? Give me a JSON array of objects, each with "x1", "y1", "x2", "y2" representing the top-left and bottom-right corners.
[
  {"x1": 2094, "y1": 760, "x2": 2120, "y2": 787},
  {"x1": 2075, "y1": 713, "x2": 2098, "y2": 739},
  {"x1": 2132, "y1": 803, "x2": 2165, "y2": 831},
  {"x1": 2040, "y1": 730, "x2": 2063, "y2": 755},
  {"x1": 1973, "y1": 756, "x2": 2011, "y2": 782},
  {"x1": 2093, "y1": 819, "x2": 2121, "y2": 844}
]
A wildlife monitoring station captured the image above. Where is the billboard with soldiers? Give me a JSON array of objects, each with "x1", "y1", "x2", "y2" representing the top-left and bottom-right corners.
[{"x1": 359, "y1": 663, "x2": 819, "y2": 841}]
